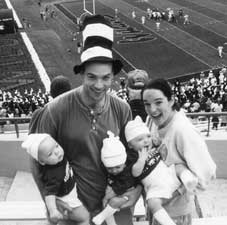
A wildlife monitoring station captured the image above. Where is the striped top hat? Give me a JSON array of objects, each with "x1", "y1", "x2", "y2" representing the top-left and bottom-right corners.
[{"x1": 73, "y1": 14, "x2": 123, "y2": 75}]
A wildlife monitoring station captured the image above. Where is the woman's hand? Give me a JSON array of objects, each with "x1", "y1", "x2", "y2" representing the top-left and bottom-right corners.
[{"x1": 119, "y1": 185, "x2": 143, "y2": 209}]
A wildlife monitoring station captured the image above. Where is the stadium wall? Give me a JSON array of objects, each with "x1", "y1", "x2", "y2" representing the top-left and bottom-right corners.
[{"x1": 0, "y1": 139, "x2": 226, "y2": 178}]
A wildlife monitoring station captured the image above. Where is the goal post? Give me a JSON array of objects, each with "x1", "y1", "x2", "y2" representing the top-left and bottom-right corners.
[{"x1": 83, "y1": 0, "x2": 95, "y2": 15}]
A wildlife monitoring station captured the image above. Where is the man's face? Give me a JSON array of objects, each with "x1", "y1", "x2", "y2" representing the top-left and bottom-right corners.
[{"x1": 82, "y1": 61, "x2": 114, "y2": 102}]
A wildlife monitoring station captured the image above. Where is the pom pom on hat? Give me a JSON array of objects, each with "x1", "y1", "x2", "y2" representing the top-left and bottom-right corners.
[
  {"x1": 101, "y1": 131, "x2": 127, "y2": 167},
  {"x1": 125, "y1": 116, "x2": 150, "y2": 142},
  {"x1": 21, "y1": 133, "x2": 50, "y2": 162}
]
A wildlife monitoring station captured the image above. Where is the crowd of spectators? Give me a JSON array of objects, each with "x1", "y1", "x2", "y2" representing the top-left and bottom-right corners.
[
  {"x1": 116, "y1": 67, "x2": 227, "y2": 130},
  {"x1": 0, "y1": 67, "x2": 227, "y2": 132},
  {"x1": 0, "y1": 88, "x2": 50, "y2": 119},
  {"x1": 172, "y1": 67, "x2": 227, "y2": 114}
]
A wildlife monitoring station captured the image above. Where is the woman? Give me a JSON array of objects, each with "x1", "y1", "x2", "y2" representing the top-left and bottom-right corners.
[{"x1": 142, "y1": 78, "x2": 216, "y2": 225}]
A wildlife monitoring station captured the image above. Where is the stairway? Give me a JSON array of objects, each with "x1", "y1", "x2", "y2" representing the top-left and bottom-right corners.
[
  {"x1": 0, "y1": 171, "x2": 47, "y2": 221},
  {"x1": 0, "y1": 171, "x2": 227, "y2": 224}
]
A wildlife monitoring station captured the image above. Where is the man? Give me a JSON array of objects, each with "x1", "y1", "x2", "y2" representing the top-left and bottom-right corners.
[
  {"x1": 127, "y1": 69, "x2": 149, "y2": 122},
  {"x1": 183, "y1": 14, "x2": 189, "y2": 25},
  {"x1": 29, "y1": 14, "x2": 142, "y2": 225}
]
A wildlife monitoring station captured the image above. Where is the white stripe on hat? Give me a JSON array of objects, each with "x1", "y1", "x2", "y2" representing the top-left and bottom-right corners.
[
  {"x1": 81, "y1": 46, "x2": 113, "y2": 62},
  {"x1": 83, "y1": 23, "x2": 113, "y2": 43}
]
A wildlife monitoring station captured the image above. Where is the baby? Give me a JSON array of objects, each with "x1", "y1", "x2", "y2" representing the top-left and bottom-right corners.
[
  {"x1": 22, "y1": 133, "x2": 89, "y2": 225},
  {"x1": 125, "y1": 116, "x2": 198, "y2": 225},
  {"x1": 92, "y1": 131, "x2": 137, "y2": 225}
]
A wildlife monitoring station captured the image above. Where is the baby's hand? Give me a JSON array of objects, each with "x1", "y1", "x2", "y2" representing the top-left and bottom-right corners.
[
  {"x1": 180, "y1": 170, "x2": 198, "y2": 194},
  {"x1": 49, "y1": 208, "x2": 63, "y2": 224},
  {"x1": 185, "y1": 177, "x2": 198, "y2": 194},
  {"x1": 138, "y1": 147, "x2": 148, "y2": 161}
]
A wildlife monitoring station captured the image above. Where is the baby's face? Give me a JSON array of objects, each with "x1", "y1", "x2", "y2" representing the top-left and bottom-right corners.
[
  {"x1": 38, "y1": 136, "x2": 64, "y2": 165},
  {"x1": 106, "y1": 164, "x2": 125, "y2": 175},
  {"x1": 129, "y1": 133, "x2": 152, "y2": 151}
]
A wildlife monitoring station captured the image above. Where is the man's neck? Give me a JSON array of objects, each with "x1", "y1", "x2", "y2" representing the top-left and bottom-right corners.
[{"x1": 80, "y1": 88, "x2": 106, "y2": 113}]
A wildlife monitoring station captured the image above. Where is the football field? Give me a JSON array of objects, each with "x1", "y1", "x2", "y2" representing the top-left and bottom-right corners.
[{"x1": 58, "y1": 0, "x2": 227, "y2": 80}]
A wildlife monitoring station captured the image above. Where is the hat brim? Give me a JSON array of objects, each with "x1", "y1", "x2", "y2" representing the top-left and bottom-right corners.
[{"x1": 73, "y1": 57, "x2": 123, "y2": 75}]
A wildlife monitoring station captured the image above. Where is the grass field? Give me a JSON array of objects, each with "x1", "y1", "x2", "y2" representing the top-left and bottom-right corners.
[
  {"x1": 55, "y1": 0, "x2": 227, "y2": 80},
  {"x1": 4, "y1": 0, "x2": 227, "y2": 90}
]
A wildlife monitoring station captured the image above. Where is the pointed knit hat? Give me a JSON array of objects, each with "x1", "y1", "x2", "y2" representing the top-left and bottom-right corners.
[
  {"x1": 21, "y1": 133, "x2": 50, "y2": 161},
  {"x1": 101, "y1": 131, "x2": 127, "y2": 167}
]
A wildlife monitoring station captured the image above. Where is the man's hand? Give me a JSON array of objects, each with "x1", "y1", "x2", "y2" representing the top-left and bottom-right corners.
[
  {"x1": 56, "y1": 198, "x2": 73, "y2": 219},
  {"x1": 49, "y1": 208, "x2": 63, "y2": 224},
  {"x1": 119, "y1": 185, "x2": 142, "y2": 209},
  {"x1": 103, "y1": 185, "x2": 116, "y2": 207}
]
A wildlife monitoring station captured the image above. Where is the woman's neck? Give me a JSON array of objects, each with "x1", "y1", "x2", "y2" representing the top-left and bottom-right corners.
[{"x1": 158, "y1": 110, "x2": 176, "y2": 130}]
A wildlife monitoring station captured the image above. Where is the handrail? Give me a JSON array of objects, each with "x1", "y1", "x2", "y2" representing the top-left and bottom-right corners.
[
  {"x1": 0, "y1": 117, "x2": 30, "y2": 138},
  {"x1": 186, "y1": 112, "x2": 227, "y2": 137},
  {"x1": 0, "y1": 112, "x2": 227, "y2": 138}
]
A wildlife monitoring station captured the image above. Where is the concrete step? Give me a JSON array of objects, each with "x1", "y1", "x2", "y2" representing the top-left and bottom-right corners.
[
  {"x1": 196, "y1": 179, "x2": 227, "y2": 217},
  {"x1": 193, "y1": 217, "x2": 227, "y2": 225},
  {"x1": 0, "y1": 177, "x2": 13, "y2": 201},
  {"x1": 134, "y1": 196, "x2": 146, "y2": 218},
  {"x1": 0, "y1": 201, "x2": 47, "y2": 220},
  {"x1": 6, "y1": 171, "x2": 42, "y2": 201}
]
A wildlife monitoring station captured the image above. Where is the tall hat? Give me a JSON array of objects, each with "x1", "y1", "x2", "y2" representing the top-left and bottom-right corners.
[
  {"x1": 73, "y1": 14, "x2": 123, "y2": 75},
  {"x1": 125, "y1": 116, "x2": 150, "y2": 142},
  {"x1": 101, "y1": 131, "x2": 127, "y2": 167},
  {"x1": 21, "y1": 133, "x2": 50, "y2": 161}
]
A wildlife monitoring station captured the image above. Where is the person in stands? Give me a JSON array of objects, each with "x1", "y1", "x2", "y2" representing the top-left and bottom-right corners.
[{"x1": 29, "y1": 14, "x2": 142, "y2": 225}]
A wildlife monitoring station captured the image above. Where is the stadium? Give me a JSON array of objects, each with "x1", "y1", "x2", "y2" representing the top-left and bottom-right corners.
[{"x1": 0, "y1": 0, "x2": 227, "y2": 224}]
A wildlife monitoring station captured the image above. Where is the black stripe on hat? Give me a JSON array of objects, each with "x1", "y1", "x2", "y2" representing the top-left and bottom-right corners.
[
  {"x1": 83, "y1": 36, "x2": 113, "y2": 51},
  {"x1": 81, "y1": 14, "x2": 112, "y2": 31}
]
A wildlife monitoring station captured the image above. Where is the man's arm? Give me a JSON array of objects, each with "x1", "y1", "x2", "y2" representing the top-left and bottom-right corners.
[
  {"x1": 45, "y1": 195, "x2": 63, "y2": 223},
  {"x1": 119, "y1": 184, "x2": 143, "y2": 209}
]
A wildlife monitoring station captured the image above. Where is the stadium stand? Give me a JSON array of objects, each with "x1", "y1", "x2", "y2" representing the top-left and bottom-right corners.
[
  {"x1": 0, "y1": 33, "x2": 44, "y2": 92},
  {"x1": 0, "y1": 0, "x2": 227, "y2": 224}
]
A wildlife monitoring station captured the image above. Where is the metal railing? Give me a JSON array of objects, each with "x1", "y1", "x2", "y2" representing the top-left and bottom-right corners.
[
  {"x1": 186, "y1": 112, "x2": 227, "y2": 136},
  {"x1": 0, "y1": 117, "x2": 30, "y2": 138},
  {"x1": 0, "y1": 112, "x2": 227, "y2": 138}
]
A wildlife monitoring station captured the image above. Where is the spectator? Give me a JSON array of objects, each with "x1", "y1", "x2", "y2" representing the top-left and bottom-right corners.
[
  {"x1": 143, "y1": 78, "x2": 216, "y2": 225},
  {"x1": 50, "y1": 75, "x2": 72, "y2": 99},
  {"x1": 127, "y1": 69, "x2": 149, "y2": 122},
  {"x1": 0, "y1": 106, "x2": 7, "y2": 133},
  {"x1": 211, "y1": 100, "x2": 223, "y2": 130},
  {"x1": 29, "y1": 14, "x2": 142, "y2": 225}
]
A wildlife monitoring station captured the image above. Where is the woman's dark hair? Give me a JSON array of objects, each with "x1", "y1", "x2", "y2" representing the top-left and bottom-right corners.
[
  {"x1": 142, "y1": 78, "x2": 179, "y2": 111},
  {"x1": 142, "y1": 78, "x2": 172, "y2": 100}
]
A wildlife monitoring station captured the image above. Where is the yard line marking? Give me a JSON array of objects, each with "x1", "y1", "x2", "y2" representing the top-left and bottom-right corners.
[
  {"x1": 149, "y1": 0, "x2": 227, "y2": 39},
  {"x1": 113, "y1": 48, "x2": 137, "y2": 70},
  {"x1": 103, "y1": 0, "x2": 212, "y2": 67},
  {"x1": 131, "y1": 0, "x2": 227, "y2": 54},
  {"x1": 183, "y1": 0, "x2": 227, "y2": 16},
  {"x1": 56, "y1": 3, "x2": 78, "y2": 26}
]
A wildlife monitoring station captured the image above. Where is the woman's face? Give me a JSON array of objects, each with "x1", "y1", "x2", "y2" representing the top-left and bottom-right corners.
[{"x1": 143, "y1": 89, "x2": 174, "y2": 128}]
